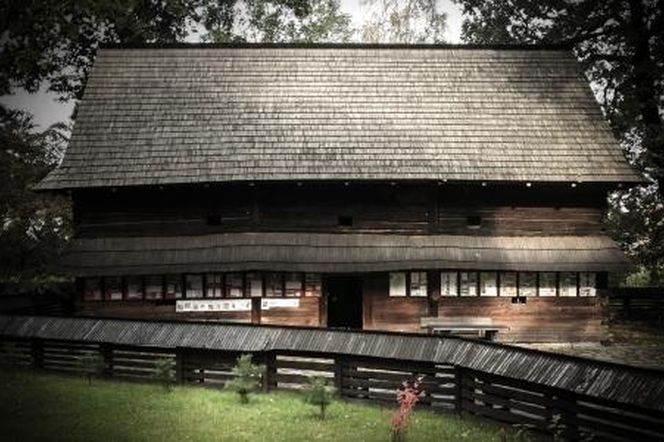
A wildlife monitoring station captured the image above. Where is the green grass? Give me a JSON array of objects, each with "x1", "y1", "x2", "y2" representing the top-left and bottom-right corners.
[{"x1": 0, "y1": 370, "x2": 508, "y2": 442}]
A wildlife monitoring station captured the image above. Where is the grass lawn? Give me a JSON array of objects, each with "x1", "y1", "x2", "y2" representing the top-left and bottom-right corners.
[{"x1": 0, "y1": 370, "x2": 510, "y2": 442}]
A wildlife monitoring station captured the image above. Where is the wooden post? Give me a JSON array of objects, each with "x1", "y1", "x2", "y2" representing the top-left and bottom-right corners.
[
  {"x1": 334, "y1": 355, "x2": 345, "y2": 396},
  {"x1": 30, "y1": 339, "x2": 43, "y2": 369},
  {"x1": 175, "y1": 348, "x2": 185, "y2": 384},
  {"x1": 262, "y1": 351, "x2": 276, "y2": 392},
  {"x1": 251, "y1": 297, "x2": 262, "y2": 325},
  {"x1": 100, "y1": 343, "x2": 113, "y2": 378},
  {"x1": 455, "y1": 366, "x2": 463, "y2": 414}
]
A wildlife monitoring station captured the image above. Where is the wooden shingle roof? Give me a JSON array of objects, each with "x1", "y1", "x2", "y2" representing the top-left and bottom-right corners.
[
  {"x1": 37, "y1": 44, "x2": 640, "y2": 190},
  {"x1": 59, "y1": 232, "x2": 629, "y2": 276}
]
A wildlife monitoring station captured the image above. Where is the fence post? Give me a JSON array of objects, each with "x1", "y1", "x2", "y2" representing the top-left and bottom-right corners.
[
  {"x1": 334, "y1": 355, "x2": 345, "y2": 396},
  {"x1": 175, "y1": 348, "x2": 185, "y2": 384},
  {"x1": 100, "y1": 343, "x2": 113, "y2": 378},
  {"x1": 262, "y1": 351, "x2": 276, "y2": 392},
  {"x1": 31, "y1": 338, "x2": 43, "y2": 369},
  {"x1": 455, "y1": 366, "x2": 463, "y2": 414}
]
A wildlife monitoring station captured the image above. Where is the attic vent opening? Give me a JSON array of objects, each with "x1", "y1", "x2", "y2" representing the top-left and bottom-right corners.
[
  {"x1": 207, "y1": 214, "x2": 222, "y2": 226},
  {"x1": 338, "y1": 216, "x2": 353, "y2": 227},
  {"x1": 466, "y1": 216, "x2": 482, "y2": 229}
]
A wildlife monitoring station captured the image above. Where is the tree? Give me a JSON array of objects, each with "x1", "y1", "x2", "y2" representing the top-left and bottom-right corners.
[
  {"x1": 303, "y1": 376, "x2": 334, "y2": 419},
  {"x1": 0, "y1": 106, "x2": 72, "y2": 293},
  {"x1": 225, "y1": 354, "x2": 264, "y2": 403},
  {"x1": 203, "y1": 0, "x2": 353, "y2": 43},
  {"x1": 361, "y1": 0, "x2": 447, "y2": 44},
  {"x1": 0, "y1": 0, "x2": 317, "y2": 100},
  {"x1": 455, "y1": 0, "x2": 662, "y2": 193},
  {"x1": 455, "y1": 0, "x2": 664, "y2": 284}
]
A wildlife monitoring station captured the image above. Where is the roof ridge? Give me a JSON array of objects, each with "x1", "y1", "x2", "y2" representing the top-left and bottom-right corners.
[{"x1": 99, "y1": 42, "x2": 574, "y2": 51}]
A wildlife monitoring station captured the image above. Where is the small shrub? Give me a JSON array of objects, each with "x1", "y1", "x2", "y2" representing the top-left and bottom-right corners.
[
  {"x1": 153, "y1": 357, "x2": 175, "y2": 391},
  {"x1": 79, "y1": 352, "x2": 105, "y2": 385},
  {"x1": 303, "y1": 376, "x2": 334, "y2": 419},
  {"x1": 512, "y1": 423, "x2": 536, "y2": 442},
  {"x1": 390, "y1": 376, "x2": 424, "y2": 442},
  {"x1": 225, "y1": 354, "x2": 264, "y2": 404}
]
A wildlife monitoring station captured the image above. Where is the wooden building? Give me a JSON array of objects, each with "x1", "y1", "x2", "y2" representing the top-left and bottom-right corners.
[{"x1": 37, "y1": 44, "x2": 641, "y2": 342}]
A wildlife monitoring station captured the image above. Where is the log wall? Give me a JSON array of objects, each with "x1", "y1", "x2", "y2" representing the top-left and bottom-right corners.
[{"x1": 72, "y1": 183, "x2": 609, "y2": 238}]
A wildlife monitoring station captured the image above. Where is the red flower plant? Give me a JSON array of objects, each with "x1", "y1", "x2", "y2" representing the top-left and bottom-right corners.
[{"x1": 391, "y1": 376, "x2": 425, "y2": 442}]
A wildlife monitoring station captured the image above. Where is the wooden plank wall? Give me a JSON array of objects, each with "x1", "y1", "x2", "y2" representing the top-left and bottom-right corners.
[
  {"x1": 77, "y1": 301, "x2": 253, "y2": 323},
  {"x1": 436, "y1": 297, "x2": 607, "y2": 343},
  {"x1": 362, "y1": 273, "x2": 429, "y2": 333},
  {"x1": 72, "y1": 183, "x2": 608, "y2": 238},
  {"x1": 261, "y1": 297, "x2": 322, "y2": 327}
]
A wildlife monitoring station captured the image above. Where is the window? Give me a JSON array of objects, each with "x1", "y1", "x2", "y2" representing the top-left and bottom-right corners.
[
  {"x1": 480, "y1": 272, "x2": 497, "y2": 296},
  {"x1": 265, "y1": 272, "x2": 284, "y2": 297},
  {"x1": 285, "y1": 273, "x2": 303, "y2": 297},
  {"x1": 105, "y1": 277, "x2": 123, "y2": 301},
  {"x1": 459, "y1": 272, "x2": 478, "y2": 296},
  {"x1": 304, "y1": 273, "x2": 322, "y2": 297},
  {"x1": 440, "y1": 272, "x2": 458, "y2": 296},
  {"x1": 247, "y1": 272, "x2": 263, "y2": 297},
  {"x1": 83, "y1": 278, "x2": 102, "y2": 301},
  {"x1": 165, "y1": 275, "x2": 183, "y2": 299},
  {"x1": 499, "y1": 272, "x2": 517, "y2": 297},
  {"x1": 389, "y1": 272, "x2": 407, "y2": 297},
  {"x1": 466, "y1": 216, "x2": 482, "y2": 229},
  {"x1": 579, "y1": 272, "x2": 596, "y2": 297},
  {"x1": 207, "y1": 214, "x2": 221, "y2": 225},
  {"x1": 410, "y1": 272, "x2": 427, "y2": 297},
  {"x1": 519, "y1": 272, "x2": 537, "y2": 296},
  {"x1": 559, "y1": 272, "x2": 578, "y2": 297},
  {"x1": 338, "y1": 216, "x2": 353, "y2": 226},
  {"x1": 538, "y1": 272, "x2": 557, "y2": 297},
  {"x1": 145, "y1": 275, "x2": 164, "y2": 300},
  {"x1": 206, "y1": 273, "x2": 223, "y2": 298},
  {"x1": 225, "y1": 273, "x2": 244, "y2": 298},
  {"x1": 126, "y1": 276, "x2": 143, "y2": 300},
  {"x1": 185, "y1": 274, "x2": 204, "y2": 298}
]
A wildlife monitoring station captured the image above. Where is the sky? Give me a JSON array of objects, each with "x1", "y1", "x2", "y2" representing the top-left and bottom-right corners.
[{"x1": 0, "y1": 0, "x2": 464, "y2": 131}]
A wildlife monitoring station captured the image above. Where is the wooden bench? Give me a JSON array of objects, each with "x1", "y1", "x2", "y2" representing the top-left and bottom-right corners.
[{"x1": 420, "y1": 317, "x2": 509, "y2": 341}]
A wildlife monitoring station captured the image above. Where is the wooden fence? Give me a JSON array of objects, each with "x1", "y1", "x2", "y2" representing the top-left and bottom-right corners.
[
  {"x1": 1, "y1": 336, "x2": 663, "y2": 442},
  {"x1": 608, "y1": 288, "x2": 664, "y2": 324}
]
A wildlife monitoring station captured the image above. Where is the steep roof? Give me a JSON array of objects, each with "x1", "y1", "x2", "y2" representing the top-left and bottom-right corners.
[
  {"x1": 37, "y1": 44, "x2": 640, "y2": 190},
  {"x1": 59, "y1": 232, "x2": 628, "y2": 276}
]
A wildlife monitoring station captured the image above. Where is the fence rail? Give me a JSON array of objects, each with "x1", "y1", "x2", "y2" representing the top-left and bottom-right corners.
[{"x1": 2, "y1": 334, "x2": 663, "y2": 442}]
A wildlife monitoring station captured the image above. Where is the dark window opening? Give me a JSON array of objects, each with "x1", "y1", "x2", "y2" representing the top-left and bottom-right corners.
[
  {"x1": 207, "y1": 214, "x2": 221, "y2": 225},
  {"x1": 338, "y1": 215, "x2": 353, "y2": 226},
  {"x1": 466, "y1": 216, "x2": 481, "y2": 229}
]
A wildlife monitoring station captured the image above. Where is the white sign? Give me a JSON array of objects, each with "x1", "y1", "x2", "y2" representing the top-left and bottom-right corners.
[
  {"x1": 176, "y1": 299, "x2": 251, "y2": 312},
  {"x1": 261, "y1": 298, "x2": 300, "y2": 310}
]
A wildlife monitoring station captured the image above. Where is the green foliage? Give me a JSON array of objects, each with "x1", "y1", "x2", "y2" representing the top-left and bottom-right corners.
[
  {"x1": 153, "y1": 357, "x2": 175, "y2": 391},
  {"x1": 455, "y1": 0, "x2": 664, "y2": 273},
  {"x1": 0, "y1": 0, "x2": 341, "y2": 99},
  {"x1": 361, "y1": 0, "x2": 447, "y2": 43},
  {"x1": 78, "y1": 352, "x2": 105, "y2": 385},
  {"x1": 0, "y1": 371, "x2": 505, "y2": 441},
  {"x1": 204, "y1": 0, "x2": 353, "y2": 43},
  {"x1": 225, "y1": 354, "x2": 264, "y2": 403},
  {"x1": 303, "y1": 375, "x2": 334, "y2": 419},
  {"x1": 606, "y1": 186, "x2": 664, "y2": 286},
  {"x1": 0, "y1": 107, "x2": 72, "y2": 294}
]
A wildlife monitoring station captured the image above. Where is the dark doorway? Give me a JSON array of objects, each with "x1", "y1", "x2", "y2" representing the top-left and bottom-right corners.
[{"x1": 326, "y1": 275, "x2": 363, "y2": 329}]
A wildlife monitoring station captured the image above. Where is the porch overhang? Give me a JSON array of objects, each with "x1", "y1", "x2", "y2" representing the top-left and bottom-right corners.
[{"x1": 60, "y1": 232, "x2": 630, "y2": 276}]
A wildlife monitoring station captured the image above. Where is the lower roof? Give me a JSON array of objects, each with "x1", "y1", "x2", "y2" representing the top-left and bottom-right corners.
[{"x1": 61, "y1": 232, "x2": 629, "y2": 276}]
